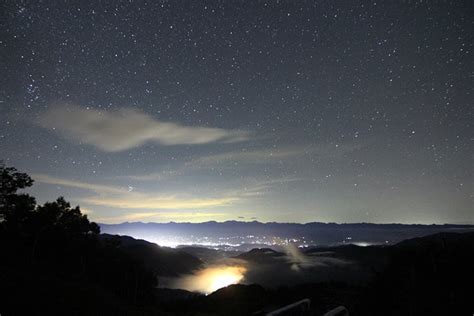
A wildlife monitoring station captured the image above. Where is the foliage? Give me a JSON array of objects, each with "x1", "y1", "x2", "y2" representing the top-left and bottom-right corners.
[
  {"x1": 0, "y1": 162, "x2": 36, "y2": 226},
  {"x1": 36, "y1": 197, "x2": 100, "y2": 235},
  {"x1": 0, "y1": 162, "x2": 160, "y2": 315}
]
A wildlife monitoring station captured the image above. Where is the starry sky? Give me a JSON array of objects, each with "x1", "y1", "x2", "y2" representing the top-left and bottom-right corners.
[{"x1": 1, "y1": 1, "x2": 472, "y2": 224}]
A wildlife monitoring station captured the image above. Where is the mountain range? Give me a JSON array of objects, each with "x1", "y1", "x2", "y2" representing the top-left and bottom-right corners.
[{"x1": 100, "y1": 221, "x2": 474, "y2": 250}]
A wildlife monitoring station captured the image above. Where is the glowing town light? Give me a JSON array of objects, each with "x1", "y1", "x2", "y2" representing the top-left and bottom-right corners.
[{"x1": 207, "y1": 266, "x2": 245, "y2": 293}]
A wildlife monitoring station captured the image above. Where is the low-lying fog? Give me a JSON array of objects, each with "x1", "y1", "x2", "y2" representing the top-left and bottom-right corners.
[{"x1": 160, "y1": 245, "x2": 372, "y2": 294}]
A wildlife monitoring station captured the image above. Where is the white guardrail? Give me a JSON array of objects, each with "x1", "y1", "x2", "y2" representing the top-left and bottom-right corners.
[
  {"x1": 265, "y1": 299, "x2": 310, "y2": 315},
  {"x1": 264, "y1": 299, "x2": 348, "y2": 316}
]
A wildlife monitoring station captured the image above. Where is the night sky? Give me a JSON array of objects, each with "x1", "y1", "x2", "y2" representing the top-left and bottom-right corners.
[{"x1": 1, "y1": 1, "x2": 472, "y2": 224}]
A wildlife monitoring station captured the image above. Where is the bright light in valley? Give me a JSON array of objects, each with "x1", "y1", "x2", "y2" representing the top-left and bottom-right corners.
[{"x1": 169, "y1": 265, "x2": 247, "y2": 294}]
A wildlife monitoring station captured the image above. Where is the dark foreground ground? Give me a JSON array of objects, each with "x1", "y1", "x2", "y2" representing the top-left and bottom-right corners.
[{"x1": 1, "y1": 230, "x2": 473, "y2": 315}]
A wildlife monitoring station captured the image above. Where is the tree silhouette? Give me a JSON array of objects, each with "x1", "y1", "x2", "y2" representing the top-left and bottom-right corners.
[
  {"x1": 0, "y1": 162, "x2": 160, "y2": 315},
  {"x1": 0, "y1": 162, "x2": 34, "y2": 197},
  {"x1": 0, "y1": 162, "x2": 99, "y2": 236},
  {"x1": 36, "y1": 197, "x2": 100, "y2": 235},
  {"x1": 0, "y1": 162, "x2": 36, "y2": 231}
]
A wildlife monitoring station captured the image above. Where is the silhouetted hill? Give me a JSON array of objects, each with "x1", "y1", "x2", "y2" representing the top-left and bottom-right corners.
[
  {"x1": 99, "y1": 234, "x2": 203, "y2": 276},
  {"x1": 361, "y1": 231, "x2": 474, "y2": 315},
  {"x1": 205, "y1": 284, "x2": 269, "y2": 316},
  {"x1": 209, "y1": 283, "x2": 267, "y2": 301},
  {"x1": 232, "y1": 244, "x2": 388, "y2": 287},
  {"x1": 236, "y1": 248, "x2": 285, "y2": 263},
  {"x1": 395, "y1": 231, "x2": 474, "y2": 250},
  {"x1": 304, "y1": 244, "x2": 389, "y2": 268},
  {"x1": 0, "y1": 228, "x2": 163, "y2": 315}
]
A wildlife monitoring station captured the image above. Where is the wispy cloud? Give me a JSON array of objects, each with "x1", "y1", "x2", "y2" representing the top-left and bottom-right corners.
[
  {"x1": 124, "y1": 143, "x2": 364, "y2": 181},
  {"x1": 187, "y1": 147, "x2": 309, "y2": 166},
  {"x1": 83, "y1": 195, "x2": 236, "y2": 210},
  {"x1": 94, "y1": 211, "x2": 228, "y2": 223},
  {"x1": 35, "y1": 174, "x2": 126, "y2": 194},
  {"x1": 191, "y1": 143, "x2": 364, "y2": 167},
  {"x1": 124, "y1": 169, "x2": 183, "y2": 182},
  {"x1": 118, "y1": 147, "x2": 303, "y2": 181},
  {"x1": 34, "y1": 174, "x2": 237, "y2": 210},
  {"x1": 236, "y1": 177, "x2": 303, "y2": 197},
  {"x1": 33, "y1": 172, "x2": 297, "y2": 221},
  {"x1": 38, "y1": 105, "x2": 250, "y2": 152}
]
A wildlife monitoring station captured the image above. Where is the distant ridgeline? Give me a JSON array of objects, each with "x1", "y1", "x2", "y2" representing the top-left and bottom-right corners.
[{"x1": 100, "y1": 221, "x2": 474, "y2": 249}]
